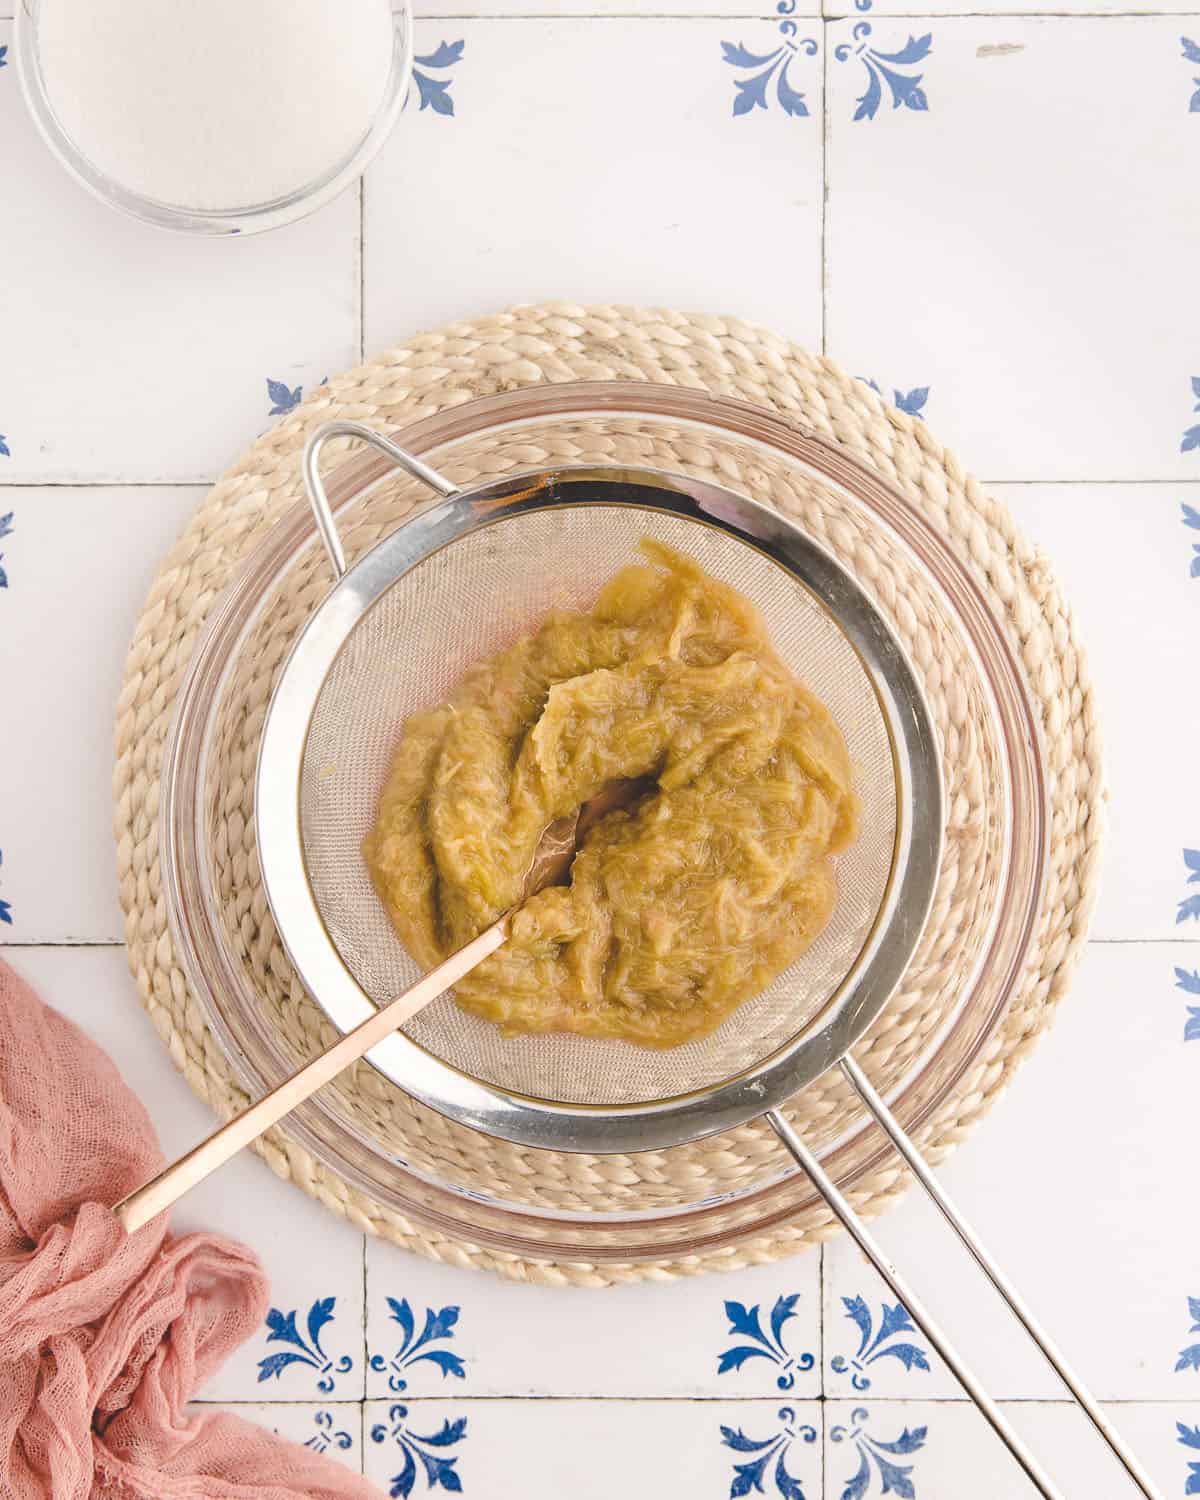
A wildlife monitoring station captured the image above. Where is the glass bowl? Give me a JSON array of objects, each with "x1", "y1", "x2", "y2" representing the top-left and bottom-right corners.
[
  {"x1": 159, "y1": 383, "x2": 1049, "y2": 1264},
  {"x1": 15, "y1": 0, "x2": 412, "y2": 236}
]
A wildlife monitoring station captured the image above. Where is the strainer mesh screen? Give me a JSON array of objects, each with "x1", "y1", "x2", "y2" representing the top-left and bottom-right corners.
[{"x1": 300, "y1": 504, "x2": 897, "y2": 1106}]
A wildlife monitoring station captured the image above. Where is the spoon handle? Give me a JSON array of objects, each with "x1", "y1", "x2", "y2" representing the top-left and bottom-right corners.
[{"x1": 114, "y1": 918, "x2": 509, "y2": 1234}]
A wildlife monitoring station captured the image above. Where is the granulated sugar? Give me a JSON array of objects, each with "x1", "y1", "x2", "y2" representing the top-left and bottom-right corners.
[{"x1": 38, "y1": 0, "x2": 394, "y2": 211}]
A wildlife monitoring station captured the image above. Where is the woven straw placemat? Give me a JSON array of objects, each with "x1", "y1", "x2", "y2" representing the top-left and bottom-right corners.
[{"x1": 114, "y1": 303, "x2": 1102, "y2": 1285}]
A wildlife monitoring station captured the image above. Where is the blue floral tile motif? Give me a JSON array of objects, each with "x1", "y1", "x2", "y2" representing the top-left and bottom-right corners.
[
  {"x1": 835, "y1": 24, "x2": 932, "y2": 123},
  {"x1": 267, "y1": 378, "x2": 303, "y2": 417},
  {"x1": 412, "y1": 41, "x2": 464, "y2": 117},
  {"x1": 1178, "y1": 1422, "x2": 1200, "y2": 1495},
  {"x1": 0, "y1": 45, "x2": 8, "y2": 69},
  {"x1": 1177, "y1": 1297, "x2": 1200, "y2": 1371},
  {"x1": 304, "y1": 1410, "x2": 354, "y2": 1455},
  {"x1": 0, "y1": 850, "x2": 12, "y2": 928},
  {"x1": 0, "y1": 510, "x2": 13, "y2": 593},
  {"x1": 831, "y1": 1407, "x2": 927, "y2": 1499},
  {"x1": 1183, "y1": 38, "x2": 1200, "y2": 113},
  {"x1": 721, "y1": 5, "x2": 819, "y2": 121},
  {"x1": 718, "y1": 1295, "x2": 815, "y2": 1390},
  {"x1": 1183, "y1": 504, "x2": 1200, "y2": 579},
  {"x1": 1178, "y1": 968, "x2": 1200, "y2": 1043},
  {"x1": 830, "y1": 1297, "x2": 930, "y2": 1391},
  {"x1": 859, "y1": 378, "x2": 930, "y2": 420},
  {"x1": 257, "y1": 1297, "x2": 354, "y2": 1393},
  {"x1": 720, "y1": 1405, "x2": 817, "y2": 1499},
  {"x1": 370, "y1": 1404, "x2": 467, "y2": 1497},
  {"x1": 1183, "y1": 378, "x2": 1200, "y2": 454},
  {"x1": 370, "y1": 1298, "x2": 466, "y2": 1394},
  {"x1": 0, "y1": 434, "x2": 10, "y2": 456},
  {"x1": 1178, "y1": 850, "x2": 1200, "y2": 925}
]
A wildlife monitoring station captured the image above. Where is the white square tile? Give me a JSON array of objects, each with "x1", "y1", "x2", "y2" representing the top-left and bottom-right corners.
[
  {"x1": 365, "y1": 18, "x2": 824, "y2": 352},
  {"x1": 825, "y1": 941, "x2": 1200, "y2": 1401},
  {"x1": 364, "y1": 1398, "x2": 823, "y2": 1500},
  {"x1": 824, "y1": 1400, "x2": 1184, "y2": 1499},
  {"x1": 365, "y1": 1237, "x2": 820, "y2": 1396},
  {"x1": 0, "y1": 20, "x2": 358, "y2": 482},
  {"x1": 187, "y1": 1402, "x2": 364, "y2": 1476},
  {"x1": 0, "y1": 486, "x2": 201, "y2": 943},
  {"x1": 995, "y1": 482, "x2": 1200, "y2": 941},
  {"x1": 826, "y1": 18, "x2": 1200, "y2": 482},
  {"x1": 2, "y1": 946, "x2": 368, "y2": 1403}
]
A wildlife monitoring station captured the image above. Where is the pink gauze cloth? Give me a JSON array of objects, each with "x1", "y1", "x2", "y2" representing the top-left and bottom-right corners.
[{"x1": 0, "y1": 959, "x2": 380, "y2": 1500}]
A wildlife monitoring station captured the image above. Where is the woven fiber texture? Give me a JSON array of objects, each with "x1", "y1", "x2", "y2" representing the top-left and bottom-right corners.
[{"x1": 114, "y1": 303, "x2": 1103, "y2": 1285}]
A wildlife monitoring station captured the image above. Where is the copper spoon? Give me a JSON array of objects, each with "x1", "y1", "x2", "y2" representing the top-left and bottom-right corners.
[{"x1": 115, "y1": 782, "x2": 646, "y2": 1232}]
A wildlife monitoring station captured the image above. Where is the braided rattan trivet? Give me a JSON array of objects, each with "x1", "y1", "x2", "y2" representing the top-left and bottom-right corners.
[{"x1": 114, "y1": 303, "x2": 1102, "y2": 1285}]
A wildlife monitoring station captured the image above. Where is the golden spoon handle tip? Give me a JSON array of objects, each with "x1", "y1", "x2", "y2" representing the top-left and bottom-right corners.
[{"x1": 114, "y1": 918, "x2": 509, "y2": 1234}]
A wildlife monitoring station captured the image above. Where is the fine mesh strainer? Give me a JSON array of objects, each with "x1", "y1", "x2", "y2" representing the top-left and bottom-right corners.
[{"x1": 118, "y1": 422, "x2": 1159, "y2": 1500}]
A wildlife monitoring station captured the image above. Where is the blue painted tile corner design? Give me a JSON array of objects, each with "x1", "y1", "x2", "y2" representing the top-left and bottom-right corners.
[
  {"x1": 834, "y1": 24, "x2": 931, "y2": 124},
  {"x1": 0, "y1": 433, "x2": 10, "y2": 457},
  {"x1": 1178, "y1": 1421, "x2": 1200, "y2": 1494},
  {"x1": 1183, "y1": 504, "x2": 1200, "y2": 579},
  {"x1": 257, "y1": 1297, "x2": 355, "y2": 1393},
  {"x1": 412, "y1": 41, "x2": 464, "y2": 118},
  {"x1": 829, "y1": 1297, "x2": 930, "y2": 1391},
  {"x1": 1183, "y1": 37, "x2": 1200, "y2": 113},
  {"x1": 721, "y1": 5, "x2": 818, "y2": 121},
  {"x1": 1177, "y1": 967, "x2": 1200, "y2": 1042},
  {"x1": 267, "y1": 378, "x2": 303, "y2": 417},
  {"x1": 370, "y1": 1404, "x2": 467, "y2": 1497},
  {"x1": 305, "y1": 1409, "x2": 355, "y2": 1455},
  {"x1": 0, "y1": 509, "x2": 13, "y2": 592},
  {"x1": 1178, "y1": 850, "x2": 1200, "y2": 925},
  {"x1": 0, "y1": 44, "x2": 7, "y2": 69},
  {"x1": 1176, "y1": 1297, "x2": 1200, "y2": 1372},
  {"x1": 858, "y1": 378, "x2": 930, "y2": 420},
  {"x1": 1183, "y1": 378, "x2": 1200, "y2": 453},
  {"x1": 721, "y1": 1405, "x2": 818, "y2": 1499},
  {"x1": 831, "y1": 1408, "x2": 927, "y2": 1499},
  {"x1": 370, "y1": 1298, "x2": 466, "y2": 1394},
  {"x1": 0, "y1": 850, "x2": 12, "y2": 928},
  {"x1": 719, "y1": 1295, "x2": 815, "y2": 1390}
]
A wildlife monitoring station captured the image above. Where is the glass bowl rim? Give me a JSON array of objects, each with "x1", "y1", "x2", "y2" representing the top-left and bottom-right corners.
[
  {"x1": 14, "y1": 0, "x2": 414, "y2": 236},
  {"x1": 158, "y1": 380, "x2": 1049, "y2": 1263}
]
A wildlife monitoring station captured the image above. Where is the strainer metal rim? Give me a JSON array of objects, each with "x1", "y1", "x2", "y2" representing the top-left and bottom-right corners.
[{"x1": 256, "y1": 463, "x2": 943, "y2": 1155}]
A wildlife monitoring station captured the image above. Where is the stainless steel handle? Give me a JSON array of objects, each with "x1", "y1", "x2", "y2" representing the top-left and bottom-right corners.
[
  {"x1": 302, "y1": 420, "x2": 461, "y2": 580},
  {"x1": 767, "y1": 1065, "x2": 1163, "y2": 1500},
  {"x1": 837, "y1": 1055, "x2": 1163, "y2": 1498}
]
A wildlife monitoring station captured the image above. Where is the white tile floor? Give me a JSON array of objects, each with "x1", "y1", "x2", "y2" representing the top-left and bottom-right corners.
[{"x1": 2, "y1": 5, "x2": 1198, "y2": 1496}]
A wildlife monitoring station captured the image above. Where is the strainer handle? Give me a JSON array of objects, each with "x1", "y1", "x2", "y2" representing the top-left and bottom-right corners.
[
  {"x1": 302, "y1": 420, "x2": 461, "y2": 579},
  {"x1": 766, "y1": 1063, "x2": 1163, "y2": 1500}
]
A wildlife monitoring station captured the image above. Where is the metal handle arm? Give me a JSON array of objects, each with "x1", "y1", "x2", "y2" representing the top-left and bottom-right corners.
[
  {"x1": 302, "y1": 420, "x2": 461, "y2": 580},
  {"x1": 767, "y1": 1061, "x2": 1163, "y2": 1499}
]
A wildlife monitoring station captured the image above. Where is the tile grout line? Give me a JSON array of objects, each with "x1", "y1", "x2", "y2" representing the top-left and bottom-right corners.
[
  {"x1": 357, "y1": 180, "x2": 366, "y2": 367},
  {"x1": 820, "y1": 19, "x2": 830, "y2": 359},
  {"x1": 407, "y1": 9, "x2": 1200, "y2": 17},
  {"x1": 191, "y1": 1393, "x2": 1200, "y2": 1404},
  {"x1": 360, "y1": 1233, "x2": 370, "y2": 1404},
  {"x1": 817, "y1": 1241, "x2": 827, "y2": 1400},
  {"x1": 358, "y1": 178, "x2": 367, "y2": 367}
]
